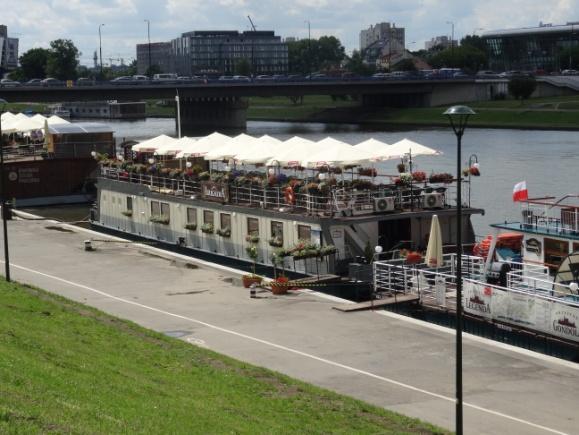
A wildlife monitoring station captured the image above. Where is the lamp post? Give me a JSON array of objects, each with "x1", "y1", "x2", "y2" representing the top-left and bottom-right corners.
[
  {"x1": 443, "y1": 104, "x2": 476, "y2": 435},
  {"x1": 145, "y1": 19, "x2": 151, "y2": 76},
  {"x1": 98, "y1": 23, "x2": 105, "y2": 77},
  {"x1": 570, "y1": 23, "x2": 574, "y2": 70},
  {"x1": 305, "y1": 20, "x2": 311, "y2": 78},
  {"x1": 0, "y1": 98, "x2": 10, "y2": 282},
  {"x1": 467, "y1": 154, "x2": 479, "y2": 207},
  {"x1": 175, "y1": 92, "x2": 181, "y2": 139},
  {"x1": 447, "y1": 21, "x2": 455, "y2": 66}
]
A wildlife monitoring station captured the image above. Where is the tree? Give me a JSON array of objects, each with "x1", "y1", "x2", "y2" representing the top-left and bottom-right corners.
[
  {"x1": 508, "y1": 76, "x2": 537, "y2": 103},
  {"x1": 234, "y1": 58, "x2": 251, "y2": 76},
  {"x1": 287, "y1": 36, "x2": 346, "y2": 74},
  {"x1": 16, "y1": 48, "x2": 50, "y2": 80},
  {"x1": 344, "y1": 50, "x2": 375, "y2": 76},
  {"x1": 46, "y1": 39, "x2": 80, "y2": 80},
  {"x1": 428, "y1": 45, "x2": 487, "y2": 73},
  {"x1": 558, "y1": 46, "x2": 579, "y2": 70},
  {"x1": 145, "y1": 64, "x2": 162, "y2": 77},
  {"x1": 392, "y1": 58, "x2": 417, "y2": 72},
  {"x1": 460, "y1": 35, "x2": 487, "y2": 53}
]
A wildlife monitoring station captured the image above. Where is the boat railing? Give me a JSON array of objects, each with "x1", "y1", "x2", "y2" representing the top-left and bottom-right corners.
[
  {"x1": 521, "y1": 204, "x2": 579, "y2": 234},
  {"x1": 100, "y1": 166, "x2": 460, "y2": 216}
]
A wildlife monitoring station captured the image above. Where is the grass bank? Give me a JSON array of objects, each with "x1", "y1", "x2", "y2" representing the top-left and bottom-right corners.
[{"x1": 0, "y1": 280, "x2": 448, "y2": 434}]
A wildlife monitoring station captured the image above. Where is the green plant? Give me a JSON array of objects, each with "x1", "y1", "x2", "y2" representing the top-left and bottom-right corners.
[
  {"x1": 245, "y1": 234, "x2": 260, "y2": 244},
  {"x1": 245, "y1": 244, "x2": 260, "y2": 276},
  {"x1": 397, "y1": 163, "x2": 406, "y2": 173},
  {"x1": 320, "y1": 245, "x2": 337, "y2": 256},
  {"x1": 149, "y1": 215, "x2": 169, "y2": 225},
  {"x1": 199, "y1": 171, "x2": 210, "y2": 181},
  {"x1": 201, "y1": 223, "x2": 214, "y2": 234},
  {"x1": 184, "y1": 223, "x2": 197, "y2": 231},
  {"x1": 268, "y1": 236, "x2": 283, "y2": 247},
  {"x1": 216, "y1": 227, "x2": 231, "y2": 238},
  {"x1": 121, "y1": 210, "x2": 133, "y2": 217}
]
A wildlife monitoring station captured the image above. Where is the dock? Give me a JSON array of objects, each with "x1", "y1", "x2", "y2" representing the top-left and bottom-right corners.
[{"x1": 333, "y1": 293, "x2": 419, "y2": 312}]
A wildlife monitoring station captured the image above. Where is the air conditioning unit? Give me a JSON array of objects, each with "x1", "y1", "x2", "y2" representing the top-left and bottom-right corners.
[
  {"x1": 423, "y1": 192, "x2": 444, "y2": 209},
  {"x1": 374, "y1": 196, "x2": 395, "y2": 212}
]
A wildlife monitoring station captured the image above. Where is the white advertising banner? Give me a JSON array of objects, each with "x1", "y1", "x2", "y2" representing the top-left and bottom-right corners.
[
  {"x1": 463, "y1": 281, "x2": 492, "y2": 319},
  {"x1": 548, "y1": 301, "x2": 579, "y2": 342}
]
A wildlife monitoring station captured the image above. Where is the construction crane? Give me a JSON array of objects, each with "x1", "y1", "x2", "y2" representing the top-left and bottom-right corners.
[{"x1": 247, "y1": 16, "x2": 256, "y2": 31}]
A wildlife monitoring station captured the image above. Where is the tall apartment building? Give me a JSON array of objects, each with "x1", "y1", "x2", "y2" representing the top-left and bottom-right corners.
[
  {"x1": 0, "y1": 25, "x2": 19, "y2": 71},
  {"x1": 136, "y1": 30, "x2": 288, "y2": 76},
  {"x1": 136, "y1": 42, "x2": 173, "y2": 74},
  {"x1": 425, "y1": 35, "x2": 457, "y2": 50},
  {"x1": 360, "y1": 22, "x2": 405, "y2": 53}
]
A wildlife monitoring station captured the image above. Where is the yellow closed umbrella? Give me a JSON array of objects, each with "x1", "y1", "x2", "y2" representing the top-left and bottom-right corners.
[{"x1": 426, "y1": 214, "x2": 443, "y2": 268}]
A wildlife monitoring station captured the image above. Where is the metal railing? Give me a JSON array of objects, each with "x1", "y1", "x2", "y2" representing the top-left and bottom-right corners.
[{"x1": 521, "y1": 203, "x2": 579, "y2": 235}]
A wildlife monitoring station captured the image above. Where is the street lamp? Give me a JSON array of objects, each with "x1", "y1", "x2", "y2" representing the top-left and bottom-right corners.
[
  {"x1": 0, "y1": 98, "x2": 11, "y2": 282},
  {"x1": 175, "y1": 92, "x2": 181, "y2": 139},
  {"x1": 305, "y1": 20, "x2": 311, "y2": 78},
  {"x1": 447, "y1": 21, "x2": 455, "y2": 65},
  {"x1": 98, "y1": 23, "x2": 105, "y2": 77},
  {"x1": 443, "y1": 104, "x2": 475, "y2": 435},
  {"x1": 144, "y1": 19, "x2": 151, "y2": 76}
]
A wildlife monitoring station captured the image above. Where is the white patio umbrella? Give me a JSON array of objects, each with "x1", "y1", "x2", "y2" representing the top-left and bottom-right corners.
[
  {"x1": 0, "y1": 112, "x2": 16, "y2": 123},
  {"x1": 381, "y1": 138, "x2": 442, "y2": 161},
  {"x1": 204, "y1": 133, "x2": 256, "y2": 161},
  {"x1": 154, "y1": 136, "x2": 196, "y2": 156},
  {"x1": 233, "y1": 135, "x2": 283, "y2": 164},
  {"x1": 47, "y1": 115, "x2": 70, "y2": 125},
  {"x1": 353, "y1": 138, "x2": 391, "y2": 160},
  {"x1": 6, "y1": 116, "x2": 45, "y2": 133},
  {"x1": 132, "y1": 134, "x2": 176, "y2": 153},
  {"x1": 425, "y1": 214, "x2": 443, "y2": 268},
  {"x1": 265, "y1": 136, "x2": 320, "y2": 167},
  {"x1": 175, "y1": 132, "x2": 230, "y2": 158},
  {"x1": 303, "y1": 137, "x2": 374, "y2": 168}
]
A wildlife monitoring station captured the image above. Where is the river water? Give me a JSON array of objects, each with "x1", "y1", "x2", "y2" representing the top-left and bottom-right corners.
[{"x1": 103, "y1": 118, "x2": 579, "y2": 237}]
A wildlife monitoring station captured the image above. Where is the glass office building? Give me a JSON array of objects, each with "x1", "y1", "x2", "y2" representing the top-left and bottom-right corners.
[{"x1": 483, "y1": 23, "x2": 579, "y2": 72}]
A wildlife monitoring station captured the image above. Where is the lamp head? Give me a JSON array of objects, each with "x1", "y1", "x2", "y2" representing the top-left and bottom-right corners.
[{"x1": 444, "y1": 105, "x2": 476, "y2": 136}]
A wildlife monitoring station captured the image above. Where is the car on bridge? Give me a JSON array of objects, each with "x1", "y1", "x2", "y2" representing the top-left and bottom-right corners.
[
  {"x1": 255, "y1": 75, "x2": 274, "y2": 82},
  {"x1": 76, "y1": 77, "x2": 95, "y2": 86},
  {"x1": 152, "y1": 73, "x2": 179, "y2": 84},
  {"x1": 110, "y1": 76, "x2": 135, "y2": 85},
  {"x1": 41, "y1": 78, "x2": 62, "y2": 87},
  {"x1": 232, "y1": 75, "x2": 251, "y2": 82},
  {"x1": 24, "y1": 78, "x2": 43, "y2": 87},
  {"x1": 0, "y1": 78, "x2": 21, "y2": 88}
]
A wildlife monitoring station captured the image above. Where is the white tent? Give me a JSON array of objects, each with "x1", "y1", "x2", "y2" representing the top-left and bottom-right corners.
[
  {"x1": 353, "y1": 138, "x2": 391, "y2": 160},
  {"x1": 233, "y1": 135, "x2": 283, "y2": 165},
  {"x1": 204, "y1": 133, "x2": 256, "y2": 161},
  {"x1": 47, "y1": 115, "x2": 70, "y2": 125},
  {"x1": 379, "y1": 138, "x2": 441, "y2": 161},
  {"x1": 303, "y1": 137, "x2": 374, "y2": 168},
  {"x1": 175, "y1": 132, "x2": 230, "y2": 158},
  {"x1": 155, "y1": 136, "x2": 196, "y2": 156},
  {"x1": 30, "y1": 114, "x2": 47, "y2": 123},
  {"x1": 4, "y1": 116, "x2": 45, "y2": 133},
  {"x1": 1, "y1": 112, "x2": 16, "y2": 123},
  {"x1": 265, "y1": 136, "x2": 320, "y2": 167},
  {"x1": 132, "y1": 134, "x2": 176, "y2": 153}
]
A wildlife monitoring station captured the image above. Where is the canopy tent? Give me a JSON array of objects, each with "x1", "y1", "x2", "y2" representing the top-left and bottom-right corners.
[
  {"x1": 353, "y1": 138, "x2": 391, "y2": 160},
  {"x1": 204, "y1": 133, "x2": 256, "y2": 161},
  {"x1": 233, "y1": 135, "x2": 283, "y2": 165},
  {"x1": 303, "y1": 137, "x2": 374, "y2": 168},
  {"x1": 0, "y1": 112, "x2": 16, "y2": 123},
  {"x1": 175, "y1": 132, "x2": 230, "y2": 158},
  {"x1": 131, "y1": 134, "x2": 176, "y2": 153},
  {"x1": 265, "y1": 136, "x2": 320, "y2": 167},
  {"x1": 3, "y1": 116, "x2": 45, "y2": 133},
  {"x1": 47, "y1": 115, "x2": 70, "y2": 125},
  {"x1": 154, "y1": 136, "x2": 196, "y2": 156},
  {"x1": 30, "y1": 114, "x2": 47, "y2": 123},
  {"x1": 379, "y1": 138, "x2": 441, "y2": 161}
]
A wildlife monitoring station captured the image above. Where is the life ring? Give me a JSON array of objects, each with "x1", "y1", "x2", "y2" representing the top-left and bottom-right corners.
[{"x1": 284, "y1": 186, "x2": 295, "y2": 205}]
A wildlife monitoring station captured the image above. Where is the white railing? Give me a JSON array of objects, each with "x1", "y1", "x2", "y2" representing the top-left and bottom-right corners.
[{"x1": 521, "y1": 204, "x2": 579, "y2": 234}]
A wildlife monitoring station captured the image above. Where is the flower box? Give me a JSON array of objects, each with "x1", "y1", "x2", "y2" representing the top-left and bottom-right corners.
[
  {"x1": 121, "y1": 210, "x2": 133, "y2": 217},
  {"x1": 201, "y1": 223, "x2": 214, "y2": 234},
  {"x1": 149, "y1": 215, "x2": 169, "y2": 225},
  {"x1": 184, "y1": 223, "x2": 197, "y2": 231},
  {"x1": 268, "y1": 237, "x2": 283, "y2": 247},
  {"x1": 216, "y1": 227, "x2": 231, "y2": 238},
  {"x1": 242, "y1": 275, "x2": 262, "y2": 288},
  {"x1": 271, "y1": 276, "x2": 290, "y2": 295},
  {"x1": 245, "y1": 234, "x2": 260, "y2": 244}
]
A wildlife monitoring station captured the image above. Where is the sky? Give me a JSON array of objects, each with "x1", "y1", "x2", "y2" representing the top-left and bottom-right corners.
[{"x1": 2, "y1": 0, "x2": 579, "y2": 66}]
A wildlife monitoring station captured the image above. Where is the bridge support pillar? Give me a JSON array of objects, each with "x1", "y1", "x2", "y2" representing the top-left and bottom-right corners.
[{"x1": 178, "y1": 97, "x2": 249, "y2": 135}]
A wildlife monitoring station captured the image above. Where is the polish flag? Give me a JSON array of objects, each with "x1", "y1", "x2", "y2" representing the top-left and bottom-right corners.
[{"x1": 513, "y1": 181, "x2": 528, "y2": 202}]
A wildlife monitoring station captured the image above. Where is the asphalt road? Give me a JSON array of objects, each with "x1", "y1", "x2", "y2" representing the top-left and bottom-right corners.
[{"x1": 4, "y1": 217, "x2": 578, "y2": 435}]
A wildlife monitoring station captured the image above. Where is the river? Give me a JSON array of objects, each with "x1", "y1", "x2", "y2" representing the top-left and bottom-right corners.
[{"x1": 28, "y1": 118, "x2": 579, "y2": 236}]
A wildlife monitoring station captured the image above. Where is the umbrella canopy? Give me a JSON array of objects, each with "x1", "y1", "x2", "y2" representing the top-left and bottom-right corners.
[
  {"x1": 175, "y1": 132, "x2": 230, "y2": 158},
  {"x1": 265, "y1": 136, "x2": 320, "y2": 167},
  {"x1": 204, "y1": 133, "x2": 257, "y2": 161},
  {"x1": 303, "y1": 137, "x2": 374, "y2": 168},
  {"x1": 353, "y1": 138, "x2": 391, "y2": 160},
  {"x1": 381, "y1": 138, "x2": 441, "y2": 161},
  {"x1": 47, "y1": 115, "x2": 70, "y2": 125},
  {"x1": 425, "y1": 215, "x2": 443, "y2": 268},
  {"x1": 132, "y1": 134, "x2": 176, "y2": 153},
  {"x1": 4, "y1": 116, "x2": 45, "y2": 133},
  {"x1": 0, "y1": 112, "x2": 16, "y2": 123},
  {"x1": 234, "y1": 135, "x2": 283, "y2": 164},
  {"x1": 154, "y1": 136, "x2": 196, "y2": 156}
]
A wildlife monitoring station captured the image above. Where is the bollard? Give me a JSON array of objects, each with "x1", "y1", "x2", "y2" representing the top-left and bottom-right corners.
[
  {"x1": 84, "y1": 240, "x2": 93, "y2": 251},
  {"x1": 250, "y1": 283, "x2": 257, "y2": 298}
]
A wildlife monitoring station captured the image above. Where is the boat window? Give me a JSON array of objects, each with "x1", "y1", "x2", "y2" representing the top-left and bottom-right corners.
[
  {"x1": 271, "y1": 221, "x2": 283, "y2": 243},
  {"x1": 161, "y1": 202, "x2": 170, "y2": 219},
  {"x1": 220, "y1": 213, "x2": 231, "y2": 230},
  {"x1": 203, "y1": 210, "x2": 214, "y2": 225},
  {"x1": 151, "y1": 200, "x2": 160, "y2": 216},
  {"x1": 297, "y1": 224, "x2": 311, "y2": 241},
  {"x1": 544, "y1": 238, "x2": 569, "y2": 270},
  {"x1": 126, "y1": 196, "x2": 133, "y2": 212},
  {"x1": 187, "y1": 207, "x2": 196, "y2": 224},
  {"x1": 247, "y1": 217, "x2": 259, "y2": 236}
]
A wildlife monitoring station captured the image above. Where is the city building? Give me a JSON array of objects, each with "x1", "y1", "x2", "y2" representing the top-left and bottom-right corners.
[
  {"x1": 360, "y1": 22, "x2": 405, "y2": 53},
  {"x1": 0, "y1": 25, "x2": 19, "y2": 71},
  {"x1": 482, "y1": 22, "x2": 579, "y2": 72},
  {"x1": 136, "y1": 42, "x2": 173, "y2": 75},
  {"x1": 171, "y1": 30, "x2": 288, "y2": 76},
  {"x1": 425, "y1": 35, "x2": 457, "y2": 51}
]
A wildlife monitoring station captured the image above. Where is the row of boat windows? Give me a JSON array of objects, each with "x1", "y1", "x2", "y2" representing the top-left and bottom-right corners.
[{"x1": 124, "y1": 197, "x2": 312, "y2": 243}]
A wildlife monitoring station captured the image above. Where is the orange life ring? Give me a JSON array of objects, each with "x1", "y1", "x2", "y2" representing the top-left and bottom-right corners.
[{"x1": 284, "y1": 186, "x2": 295, "y2": 205}]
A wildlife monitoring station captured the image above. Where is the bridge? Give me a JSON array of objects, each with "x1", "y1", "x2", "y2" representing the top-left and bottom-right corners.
[{"x1": 0, "y1": 78, "x2": 571, "y2": 133}]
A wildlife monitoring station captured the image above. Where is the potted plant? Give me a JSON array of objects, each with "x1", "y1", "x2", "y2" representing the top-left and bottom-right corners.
[
  {"x1": 243, "y1": 244, "x2": 262, "y2": 288},
  {"x1": 397, "y1": 162, "x2": 406, "y2": 173},
  {"x1": 216, "y1": 227, "x2": 231, "y2": 238},
  {"x1": 245, "y1": 233, "x2": 260, "y2": 244},
  {"x1": 184, "y1": 223, "x2": 197, "y2": 231},
  {"x1": 270, "y1": 275, "x2": 290, "y2": 295},
  {"x1": 201, "y1": 223, "x2": 214, "y2": 234},
  {"x1": 149, "y1": 215, "x2": 169, "y2": 224},
  {"x1": 268, "y1": 236, "x2": 283, "y2": 247},
  {"x1": 121, "y1": 210, "x2": 133, "y2": 217}
]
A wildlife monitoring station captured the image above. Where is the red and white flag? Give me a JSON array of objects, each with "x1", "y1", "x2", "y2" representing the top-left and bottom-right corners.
[{"x1": 513, "y1": 181, "x2": 528, "y2": 202}]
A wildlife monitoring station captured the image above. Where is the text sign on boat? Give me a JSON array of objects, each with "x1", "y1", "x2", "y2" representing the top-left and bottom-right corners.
[{"x1": 201, "y1": 181, "x2": 229, "y2": 203}]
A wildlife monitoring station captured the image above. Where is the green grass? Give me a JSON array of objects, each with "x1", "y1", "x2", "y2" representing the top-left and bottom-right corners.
[
  {"x1": 0, "y1": 280, "x2": 448, "y2": 434},
  {"x1": 3, "y1": 103, "x2": 48, "y2": 114}
]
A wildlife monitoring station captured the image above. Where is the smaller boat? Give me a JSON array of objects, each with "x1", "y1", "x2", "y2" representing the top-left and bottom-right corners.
[{"x1": 48, "y1": 104, "x2": 71, "y2": 119}]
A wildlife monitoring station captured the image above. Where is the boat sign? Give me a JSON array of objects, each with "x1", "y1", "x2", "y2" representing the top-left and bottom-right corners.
[{"x1": 201, "y1": 181, "x2": 229, "y2": 203}]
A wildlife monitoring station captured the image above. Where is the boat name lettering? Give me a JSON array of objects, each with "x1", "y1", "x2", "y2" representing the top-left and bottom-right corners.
[
  {"x1": 466, "y1": 294, "x2": 491, "y2": 313},
  {"x1": 525, "y1": 238, "x2": 542, "y2": 255},
  {"x1": 201, "y1": 182, "x2": 229, "y2": 203},
  {"x1": 552, "y1": 311, "x2": 579, "y2": 338}
]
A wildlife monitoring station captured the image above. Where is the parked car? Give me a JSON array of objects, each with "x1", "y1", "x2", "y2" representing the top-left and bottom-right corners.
[
  {"x1": 76, "y1": 77, "x2": 94, "y2": 86},
  {"x1": 110, "y1": 76, "x2": 134, "y2": 85},
  {"x1": 232, "y1": 75, "x2": 251, "y2": 82},
  {"x1": 132, "y1": 75, "x2": 150, "y2": 82},
  {"x1": 476, "y1": 70, "x2": 499, "y2": 79},
  {"x1": 152, "y1": 73, "x2": 178, "y2": 84},
  {"x1": 562, "y1": 69, "x2": 579, "y2": 76},
  {"x1": 41, "y1": 78, "x2": 62, "y2": 87},
  {"x1": 372, "y1": 72, "x2": 389, "y2": 79},
  {"x1": 0, "y1": 78, "x2": 21, "y2": 87},
  {"x1": 255, "y1": 75, "x2": 274, "y2": 82},
  {"x1": 218, "y1": 75, "x2": 234, "y2": 82},
  {"x1": 24, "y1": 78, "x2": 43, "y2": 87}
]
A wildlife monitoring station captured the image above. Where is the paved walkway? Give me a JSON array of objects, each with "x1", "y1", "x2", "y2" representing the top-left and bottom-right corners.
[{"x1": 4, "y1": 218, "x2": 578, "y2": 435}]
